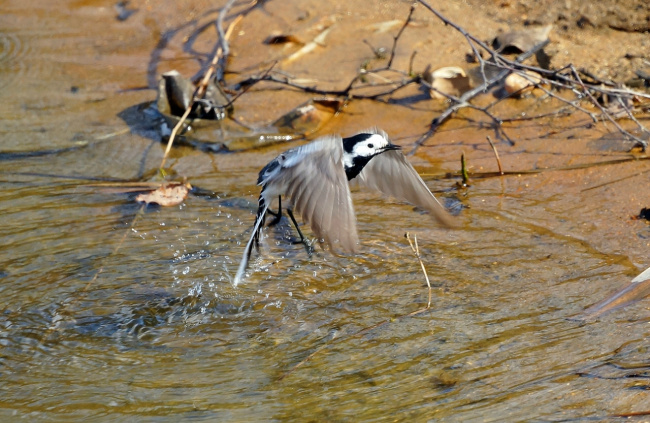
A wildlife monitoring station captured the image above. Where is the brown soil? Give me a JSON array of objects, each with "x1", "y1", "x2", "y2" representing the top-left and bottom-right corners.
[{"x1": 467, "y1": 0, "x2": 650, "y2": 82}]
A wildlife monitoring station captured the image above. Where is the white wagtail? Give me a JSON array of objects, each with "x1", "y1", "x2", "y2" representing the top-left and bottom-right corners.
[{"x1": 233, "y1": 128, "x2": 454, "y2": 285}]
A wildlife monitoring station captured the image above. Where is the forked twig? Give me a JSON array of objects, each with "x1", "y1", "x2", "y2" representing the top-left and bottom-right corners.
[
  {"x1": 386, "y1": 4, "x2": 416, "y2": 69},
  {"x1": 409, "y1": 38, "x2": 549, "y2": 154}
]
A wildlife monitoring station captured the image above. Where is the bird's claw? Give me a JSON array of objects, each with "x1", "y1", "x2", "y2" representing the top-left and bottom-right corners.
[{"x1": 289, "y1": 237, "x2": 314, "y2": 255}]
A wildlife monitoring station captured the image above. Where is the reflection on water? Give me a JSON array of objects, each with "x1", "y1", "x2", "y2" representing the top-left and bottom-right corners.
[{"x1": 1, "y1": 0, "x2": 650, "y2": 421}]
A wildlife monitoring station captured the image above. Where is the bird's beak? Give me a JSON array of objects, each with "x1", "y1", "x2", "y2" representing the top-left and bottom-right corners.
[{"x1": 384, "y1": 144, "x2": 401, "y2": 151}]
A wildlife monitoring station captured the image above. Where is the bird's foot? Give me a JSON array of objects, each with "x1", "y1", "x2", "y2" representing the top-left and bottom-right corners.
[{"x1": 289, "y1": 237, "x2": 314, "y2": 255}]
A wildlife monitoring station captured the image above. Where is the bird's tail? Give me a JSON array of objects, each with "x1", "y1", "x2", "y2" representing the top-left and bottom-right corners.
[{"x1": 233, "y1": 197, "x2": 269, "y2": 286}]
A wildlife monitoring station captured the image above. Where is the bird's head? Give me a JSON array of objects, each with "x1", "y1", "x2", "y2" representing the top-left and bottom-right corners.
[
  {"x1": 342, "y1": 129, "x2": 401, "y2": 179},
  {"x1": 343, "y1": 132, "x2": 401, "y2": 160}
]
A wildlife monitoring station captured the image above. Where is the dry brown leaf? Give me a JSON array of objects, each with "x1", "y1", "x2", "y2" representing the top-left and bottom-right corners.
[
  {"x1": 504, "y1": 70, "x2": 543, "y2": 96},
  {"x1": 493, "y1": 25, "x2": 552, "y2": 53},
  {"x1": 423, "y1": 65, "x2": 472, "y2": 99},
  {"x1": 135, "y1": 182, "x2": 191, "y2": 206}
]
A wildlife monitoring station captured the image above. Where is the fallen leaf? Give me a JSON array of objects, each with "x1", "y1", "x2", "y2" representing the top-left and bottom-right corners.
[
  {"x1": 504, "y1": 70, "x2": 543, "y2": 96},
  {"x1": 136, "y1": 182, "x2": 191, "y2": 206},
  {"x1": 493, "y1": 25, "x2": 552, "y2": 53},
  {"x1": 423, "y1": 65, "x2": 472, "y2": 99}
]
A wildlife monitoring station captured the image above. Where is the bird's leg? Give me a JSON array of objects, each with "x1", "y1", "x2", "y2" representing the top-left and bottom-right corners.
[
  {"x1": 266, "y1": 195, "x2": 283, "y2": 226},
  {"x1": 252, "y1": 197, "x2": 268, "y2": 253},
  {"x1": 286, "y1": 207, "x2": 314, "y2": 255}
]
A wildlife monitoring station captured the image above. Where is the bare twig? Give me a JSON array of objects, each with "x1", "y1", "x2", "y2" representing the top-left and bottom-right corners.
[
  {"x1": 569, "y1": 66, "x2": 648, "y2": 150},
  {"x1": 409, "y1": 39, "x2": 549, "y2": 155},
  {"x1": 402, "y1": 0, "x2": 649, "y2": 154},
  {"x1": 386, "y1": 4, "x2": 416, "y2": 69},
  {"x1": 224, "y1": 61, "x2": 278, "y2": 109},
  {"x1": 238, "y1": 72, "x2": 418, "y2": 100}
]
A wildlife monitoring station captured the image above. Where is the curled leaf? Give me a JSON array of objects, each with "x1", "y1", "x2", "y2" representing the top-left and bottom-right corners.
[
  {"x1": 504, "y1": 70, "x2": 543, "y2": 96},
  {"x1": 136, "y1": 182, "x2": 191, "y2": 207},
  {"x1": 423, "y1": 65, "x2": 472, "y2": 99},
  {"x1": 493, "y1": 25, "x2": 552, "y2": 54}
]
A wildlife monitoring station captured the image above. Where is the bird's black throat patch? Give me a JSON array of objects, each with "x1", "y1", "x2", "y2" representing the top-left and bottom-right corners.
[
  {"x1": 345, "y1": 155, "x2": 373, "y2": 180},
  {"x1": 343, "y1": 133, "x2": 374, "y2": 180}
]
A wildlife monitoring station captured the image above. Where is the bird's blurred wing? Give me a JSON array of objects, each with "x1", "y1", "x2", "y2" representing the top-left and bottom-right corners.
[
  {"x1": 279, "y1": 135, "x2": 359, "y2": 252},
  {"x1": 355, "y1": 149, "x2": 455, "y2": 227}
]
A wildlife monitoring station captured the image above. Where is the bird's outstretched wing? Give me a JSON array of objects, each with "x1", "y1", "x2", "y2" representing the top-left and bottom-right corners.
[
  {"x1": 354, "y1": 149, "x2": 455, "y2": 227},
  {"x1": 278, "y1": 135, "x2": 359, "y2": 252}
]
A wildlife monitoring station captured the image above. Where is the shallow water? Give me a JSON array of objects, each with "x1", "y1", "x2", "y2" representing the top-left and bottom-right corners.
[{"x1": 2, "y1": 0, "x2": 650, "y2": 421}]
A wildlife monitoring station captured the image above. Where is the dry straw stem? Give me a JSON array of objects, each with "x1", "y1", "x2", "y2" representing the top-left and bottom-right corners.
[
  {"x1": 405, "y1": 232, "x2": 432, "y2": 309},
  {"x1": 486, "y1": 135, "x2": 504, "y2": 175}
]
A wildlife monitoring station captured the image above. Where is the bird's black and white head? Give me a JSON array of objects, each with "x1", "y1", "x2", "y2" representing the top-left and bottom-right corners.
[{"x1": 342, "y1": 129, "x2": 400, "y2": 180}]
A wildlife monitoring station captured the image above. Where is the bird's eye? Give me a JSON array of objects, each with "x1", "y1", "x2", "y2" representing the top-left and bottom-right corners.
[{"x1": 367, "y1": 143, "x2": 374, "y2": 149}]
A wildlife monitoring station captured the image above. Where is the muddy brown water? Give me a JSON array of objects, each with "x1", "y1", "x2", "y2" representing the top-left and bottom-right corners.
[{"x1": 2, "y1": 0, "x2": 650, "y2": 421}]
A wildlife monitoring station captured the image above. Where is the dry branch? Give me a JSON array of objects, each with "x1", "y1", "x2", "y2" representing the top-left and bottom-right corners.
[
  {"x1": 404, "y1": 0, "x2": 649, "y2": 153},
  {"x1": 227, "y1": 0, "x2": 649, "y2": 157}
]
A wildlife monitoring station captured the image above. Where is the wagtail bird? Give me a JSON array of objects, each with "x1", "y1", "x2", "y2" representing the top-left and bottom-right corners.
[{"x1": 234, "y1": 128, "x2": 454, "y2": 285}]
